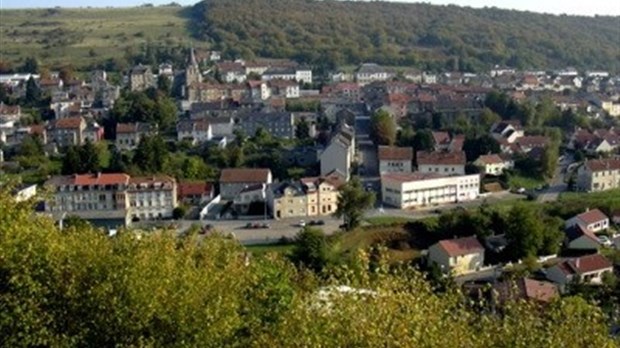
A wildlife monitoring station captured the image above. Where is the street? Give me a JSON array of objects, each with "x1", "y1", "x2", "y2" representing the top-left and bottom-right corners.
[{"x1": 537, "y1": 153, "x2": 574, "y2": 202}]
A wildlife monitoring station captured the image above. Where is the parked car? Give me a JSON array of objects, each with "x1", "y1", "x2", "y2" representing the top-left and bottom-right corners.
[
  {"x1": 598, "y1": 235, "x2": 613, "y2": 247},
  {"x1": 298, "y1": 220, "x2": 306, "y2": 227},
  {"x1": 245, "y1": 222, "x2": 254, "y2": 229},
  {"x1": 261, "y1": 223, "x2": 270, "y2": 229},
  {"x1": 315, "y1": 220, "x2": 325, "y2": 226}
]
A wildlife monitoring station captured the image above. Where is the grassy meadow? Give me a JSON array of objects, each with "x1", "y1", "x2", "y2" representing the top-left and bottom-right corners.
[{"x1": 0, "y1": 6, "x2": 205, "y2": 69}]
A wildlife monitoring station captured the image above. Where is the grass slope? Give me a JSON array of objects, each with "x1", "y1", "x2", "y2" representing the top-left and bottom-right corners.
[{"x1": 0, "y1": 6, "x2": 206, "y2": 69}]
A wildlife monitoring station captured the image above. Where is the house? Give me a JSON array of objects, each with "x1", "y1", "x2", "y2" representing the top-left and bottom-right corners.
[
  {"x1": 49, "y1": 116, "x2": 86, "y2": 147},
  {"x1": 12, "y1": 184, "x2": 37, "y2": 202},
  {"x1": 564, "y1": 224, "x2": 601, "y2": 251},
  {"x1": 612, "y1": 210, "x2": 620, "y2": 225},
  {"x1": 177, "y1": 181, "x2": 214, "y2": 205},
  {"x1": 320, "y1": 127, "x2": 355, "y2": 180},
  {"x1": 576, "y1": 159, "x2": 620, "y2": 192},
  {"x1": 428, "y1": 236, "x2": 485, "y2": 275},
  {"x1": 493, "y1": 278, "x2": 558, "y2": 304},
  {"x1": 355, "y1": 63, "x2": 391, "y2": 85},
  {"x1": 219, "y1": 168, "x2": 273, "y2": 200},
  {"x1": 416, "y1": 151, "x2": 466, "y2": 175},
  {"x1": 268, "y1": 79, "x2": 300, "y2": 98},
  {"x1": 378, "y1": 146, "x2": 413, "y2": 174},
  {"x1": 381, "y1": 172, "x2": 479, "y2": 209},
  {"x1": 233, "y1": 184, "x2": 268, "y2": 216},
  {"x1": 546, "y1": 254, "x2": 613, "y2": 288},
  {"x1": 269, "y1": 181, "x2": 308, "y2": 219},
  {"x1": 129, "y1": 65, "x2": 155, "y2": 92},
  {"x1": 177, "y1": 119, "x2": 213, "y2": 144},
  {"x1": 115, "y1": 122, "x2": 156, "y2": 151},
  {"x1": 44, "y1": 173, "x2": 177, "y2": 227},
  {"x1": 432, "y1": 131, "x2": 451, "y2": 151},
  {"x1": 301, "y1": 174, "x2": 345, "y2": 217},
  {"x1": 216, "y1": 62, "x2": 246, "y2": 83},
  {"x1": 515, "y1": 136, "x2": 549, "y2": 154},
  {"x1": 565, "y1": 209, "x2": 610, "y2": 233},
  {"x1": 83, "y1": 120, "x2": 104, "y2": 143},
  {"x1": 474, "y1": 154, "x2": 514, "y2": 176},
  {"x1": 236, "y1": 112, "x2": 295, "y2": 139},
  {"x1": 491, "y1": 121, "x2": 524, "y2": 144}
]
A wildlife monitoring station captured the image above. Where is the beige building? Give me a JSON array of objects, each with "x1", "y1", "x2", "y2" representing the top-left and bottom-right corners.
[
  {"x1": 428, "y1": 236, "x2": 485, "y2": 276},
  {"x1": 269, "y1": 174, "x2": 345, "y2": 219},
  {"x1": 115, "y1": 122, "x2": 156, "y2": 151},
  {"x1": 378, "y1": 146, "x2": 413, "y2": 174},
  {"x1": 576, "y1": 159, "x2": 620, "y2": 192},
  {"x1": 382, "y1": 173, "x2": 479, "y2": 209},
  {"x1": 45, "y1": 173, "x2": 177, "y2": 226},
  {"x1": 416, "y1": 151, "x2": 466, "y2": 175},
  {"x1": 129, "y1": 65, "x2": 156, "y2": 92},
  {"x1": 49, "y1": 116, "x2": 86, "y2": 147},
  {"x1": 474, "y1": 154, "x2": 513, "y2": 176}
]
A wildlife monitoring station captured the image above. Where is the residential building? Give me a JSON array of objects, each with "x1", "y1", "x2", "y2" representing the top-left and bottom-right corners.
[
  {"x1": 416, "y1": 151, "x2": 466, "y2": 175},
  {"x1": 546, "y1": 254, "x2": 613, "y2": 288},
  {"x1": 129, "y1": 65, "x2": 155, "y2": 92},
  {"x1": 301, "y1": 174, "x2": 345, "y2": 217},
  {"x1": 576, "y1": 159, "x2": 620, "y2": 192},
  {"x1": 320, "y1": 128, "x2": 354, "y2": 180},
  {"x1": 493, "y1": 278, "x2": 559, "y2": 304},
  {"x1": 565, "y1": 209, "x2": 610, "y2": 233},
  {"x1": 268, "y1": 79, "x2": 300, "y2": 98},
  {"x1": 474, "y1": 154, "x2": 514, "y2": 176},
  {"x1": 233, "y1": 184, "x2": 267, "y2": 216},
  {"x1": 428, "y1": 236, "x2": 485, "y2": 275},
  {"x1": 491, "y1": 121, "x2": 524, "y2": 144},
  {"x1": 381, "y1": 172, "x2": 480, "y2": 209},
  {"x1": 177, "y1": 119, "x2": 213, "y2": 144},
  {"x1": 355, "y1": 63, "x2": 391, "y2": 85},
  {"x1": 115, "y1": 122, "x2": 156, "y2": 151},
  {"x1": 12, "y1": 184, "x2": 37, "y2": 202},
  {"x1": 44, "y1": 173, "x2": 177, "y2": 227},
  {"x1": 564, "y1": 225, "x2": 601, "y2": 251},
  {"x1": 177, "y1": 181, "x2": 214, "y2": 205},
  {"x1": 49, "y1": 116, "x2": 86, "y2": 147},
  {"x1": 269, "y1": 181, "x2": 308, "y2": 219},
  {"x1": 219, "y1": 168, "x2": 273, "y2": 200},
  {"x1": 216, "y1": 62, "x2": 246, "y2": 83},
  {"x1": 378, "y1": 145, "x2": 413, "y2": 174},
  {"x1": 236, "y1": 112, "x2": 295, "y2": 139},
  {"x1": 83, "y1": 120, "x2": 104, "y2": 143}
]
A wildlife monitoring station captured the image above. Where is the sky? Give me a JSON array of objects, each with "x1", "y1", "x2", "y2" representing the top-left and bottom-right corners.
[{"x1": 0, "y1": 0, "x2": 619, "y2": 16}]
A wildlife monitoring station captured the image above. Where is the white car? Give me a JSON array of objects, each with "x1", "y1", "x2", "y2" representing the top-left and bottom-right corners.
[
  {"x1": 299, "y1": 220, "x2": 306, "y2": 227},
  {"x1": 598, "y1": 235, "x2": 613, "y2": 247}
]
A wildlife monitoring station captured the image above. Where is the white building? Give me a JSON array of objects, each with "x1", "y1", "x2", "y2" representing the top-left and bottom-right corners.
[
  {"x1": 177, "y1": 119, "x2": 213, "y2": 144},
  {"x1": 45, "y1": 173, "x2": 177, "y2": 226},
  {"x1": 381, "y1": 173, "x2": 480, "y2": 209},
  {"x1": 320, "y1": 130, "x2": 354, "y2": 180},
  {"x1": 565, "y1": 209, "x2": 610, "y2": 233},
  {"x1": 428, "y1": 236, "x2": 485, "y2": 276},
  {"x1": 219, "y1": 168, "x2": 273, "y2": 200},
  {"x1": 474, "y1": 154, "x2": 513, "y2": 176},
  {"x1": 546, "y1": 254, "x2": 613, "y2": 289},
  {"x1": 355, "y1": 63, "x2": 391, "y2": 85},
  {"x1": 576, "y1": 159, "x2": 620, "y2": 192}
]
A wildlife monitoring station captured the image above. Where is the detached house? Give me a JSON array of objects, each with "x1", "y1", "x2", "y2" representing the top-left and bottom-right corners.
[
  {"x1": 219, "y1": 168, "x2": 273, "y2": 200},
  {"x1": 576, "y1": 159, "x2": 620, "y2": 192},
  {"x1": 493, "y1": 278, "x2": 559, "y2": 304},
  {"x1": 378, "y1": 146, "x2": 413, "y2": 174},
  {"x1": 115, "y1": 122, "x2": 156, "y2": 151},
  {"x1": 268, "y1": 79, "x2": 300, "y2": 99},
  {"x1": 546, "y1": 254, "x2": 613, "y2": 289},
  {"x1": 564, "y1": 224, "x2": 601, "y2": 251},
  {"x1": 428, "y1": 236, "x2": 485, "y2": 276},
  {"x1": 565, "y1": 209, "x2": 610, "y2": 233},
  {"x1": 416, "y1": 151, "x2": 466, "y2": 175},
  {"x1": 491, "y1": 121, "x2": 524, "y2": 144},
  {"x1": 474, "y1": 154, "x2": 513, "y2": 176},
  {"x1": 320, "y1": 126, "x2": 355, "y2": 180},
  {"x1": 177, "y1": 119, "x2": 213, "y2": 144},
  {"x1": 129, "y1": 65, "x2": 155, "y2": 92}
]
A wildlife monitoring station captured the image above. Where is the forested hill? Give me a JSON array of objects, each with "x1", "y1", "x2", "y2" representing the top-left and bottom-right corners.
[{"x1": 191, "y1": 0, "x2": 620, "y2": 72}]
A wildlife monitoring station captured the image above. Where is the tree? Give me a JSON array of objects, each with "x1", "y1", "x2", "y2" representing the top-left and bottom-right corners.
[
  {"x1": 58, "y1": 65, "x2": 75, "y2": 82},
  {"x1": 479, "y1": 108, "x2": 501, "y2": 131},
  {"x1": 157, "y1": 75, "x2": 171, "y2": 95},
  {"x1": 172, "y1": 206, "x2": 187, "y2": 219},
  {"x1": 370, "y1": 110, "x2": 396, "y2": 146},
  {"x1": 181, "y1": 156, "x2": 209, "y2": 179},
  {"x1": 463, "y1": 135, "x2": 500, "y2": 162},
  {"x1": 20, "y1": 56, "x2": 39, "y2": 73},
  {"x1": 504, "y1": 204, "x2": 557, "y2": 260},
  {"x1": 295, "y1": 117, "x2": 311, "y2": 141},
  {"x1": 62, "y1": 145, "x2": 83, "y2": 174},
  {"x1": 290, "y1": 227, "x2": 330, "y2": 272},
  {"x1": 133, "y1": 135, "x2": 169, "y2": 173},
  {"x1": 24, "y1": 77, "x2": 41, "y2": 106},
  {"x1": 19, "y1": 135, "x2": 45, "y2": 157},
  {"x1": 540, "y1": 144, "x2": 559, "y2": 179},
  {"x1": 335, "y1": 178, "x2": 375, "y2": 231},
  {"x1": 80, "y1": 140, "x2": 101, "y2": 173},
  {"x1": 412, "y1": 129, "x2": 434, "y2": 152}
]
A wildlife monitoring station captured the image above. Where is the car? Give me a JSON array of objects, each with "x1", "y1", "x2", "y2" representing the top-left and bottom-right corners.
[
  {"x1": 315, "y1": 220, "x2": 325, "y2": 226},
  {"x1": 261, "y1": 223, "x2": 270, "y2": 229},
  {"x1": 433, "y1": 209, "x2": 442, "y2": 214},
  {"x1": 598, "y1": 235, "x2": 613, "y2": 247},
  {"x1": 516, "y1": 187, "x2": 526, "y2": 194},
  {"x1": 245, "y1": 222, "x2": 254, "y2": 229},
  {"x1": 298, "y1": 220, "x2": 306, "y2": 227}
]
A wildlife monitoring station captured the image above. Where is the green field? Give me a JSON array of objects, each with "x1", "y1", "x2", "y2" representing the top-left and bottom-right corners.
[{"x1": 0, "y1": 6, "x2": 206, "y2": 69}]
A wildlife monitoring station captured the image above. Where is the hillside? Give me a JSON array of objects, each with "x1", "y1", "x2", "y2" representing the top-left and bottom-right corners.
[
  {"x1": 0, "y1": 6, "x2": 207, "y2": 70},
  {"x1": 191, "y1": 0, "x2": 620, "y2": 72}
]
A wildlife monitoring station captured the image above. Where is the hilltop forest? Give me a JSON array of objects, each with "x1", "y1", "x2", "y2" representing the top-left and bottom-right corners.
[{"x1": 192, "y1": 0, "x2": 620, "y2": 72}]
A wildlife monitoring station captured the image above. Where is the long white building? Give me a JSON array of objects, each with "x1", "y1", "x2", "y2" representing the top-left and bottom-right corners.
[{"x1": 381, "y1": 173, "x2": 480, "y2": 209}]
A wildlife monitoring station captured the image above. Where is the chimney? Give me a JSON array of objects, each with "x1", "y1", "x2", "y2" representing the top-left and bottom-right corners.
[{"x1": 97, "y1": 172, "x2": 101, "y2": 178}]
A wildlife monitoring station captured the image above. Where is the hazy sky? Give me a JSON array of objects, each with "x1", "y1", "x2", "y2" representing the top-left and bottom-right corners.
[{"x1": 0, "y1": 0, "x2": 619, "y2": 16}]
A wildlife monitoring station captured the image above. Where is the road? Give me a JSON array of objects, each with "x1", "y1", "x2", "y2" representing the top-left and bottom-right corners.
[{"x1": 537, "y1": 153, "x2": 574, "y2": 202}]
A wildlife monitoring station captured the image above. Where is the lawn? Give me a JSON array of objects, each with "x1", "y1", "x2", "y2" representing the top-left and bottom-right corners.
[
  {"x1": 0, "y1": 6, "x2": 206, "y2": 69},
  {"x1": 245, "y1": 243, "x2": 295, "y2": 255},
  {"x1": 506, "y1": 173, "x2": 546, "y2": 190}
]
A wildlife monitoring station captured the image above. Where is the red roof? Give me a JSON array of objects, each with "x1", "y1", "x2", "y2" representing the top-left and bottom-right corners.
[
  {"x1": 585, "y1": 159, "x2": 620, "y2": 172},
  {"x1": 432, "y1": 131, "x2": 450, "y2": 145},
  {"x1": 476, "y1": 154, "x2": 504, "y2": 165},
  {"x1": 496, "y1": 278, "x2": 558, "y2": 303},
  {"x1": 416, "y1": 151, "x2": 466, "y2": 166},
  {"x1": 558, "y1": 254, "x2": 613, "y2": 275},
  {"x1": 55, "y1": 117, "x2": 84, "y2": 129},
  {"x1": 437, "y1": 236, "x2": 484, "y2": 257},
  {"x1": 116, "y1": 123, "x2": 136, "y2": 134},
  {"x1": 178, "y1": 182, "x2": 213, "y2": 197},
  {"x1": 220, "y1": 168, "x2": 271, "y2": 183},
  {"x1": 378, "y1": 146, "x2": 413, "y2": 161},
  {"x1": 575, "y1": 209, "x2": 608, "y2": 226}
]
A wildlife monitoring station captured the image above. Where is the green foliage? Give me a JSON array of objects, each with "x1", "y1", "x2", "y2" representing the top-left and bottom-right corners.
[
  {"x1": 111, "y1": 90, "x2": 178, "y2": 131},
  {"x1": 294, "y1": 117, "x2": 310, "y2": 141},
  {"x1": 61, "y1": 140, "x2": 110, "y2": 174},
  {"x1": 290, "y1": 227, "x2": 330, "y2": 272},
  {"x1": 504, "y1": 204, "x2": 563, "y2": 260},
  {"x1": 0, "y1": 194, "x2": 617, "y2": 346},
  {"x1": 172, "y1": 206, "x2": 186, "y2": 219},
  {"x1": 412, "y1": 129, "x2": 434, "y2": 152},
  {"x1": 193, "y1": 0, "x2": 620, "y2": 71},
  {"x1": 540, "y1": 144, "x2": 559, "y2": 179},
  {"x1": 463, "y1": 134, "x2": 500, "y2": 162},
  {"x1": 335, "y1": 178, "x2": 376, "y2": 231},
  {"x1": 133, "y1": 134, "x2": 169, "y2": 173},
  {"x1": 24, "y1": 77, "x2": 42, "y2": 106},
  {"x1": 370, "y1": 110, "x2": 396, "y2": 146}
]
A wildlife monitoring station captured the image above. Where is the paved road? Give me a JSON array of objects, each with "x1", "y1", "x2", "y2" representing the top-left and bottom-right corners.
[{"x1": 538, "y1": 153, "x2": 574, "y2": 202}]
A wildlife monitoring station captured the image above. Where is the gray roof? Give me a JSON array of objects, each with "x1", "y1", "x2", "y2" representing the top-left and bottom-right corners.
[{"x1": 357, "y1": 63, "x2": 387, "y2": 74}]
